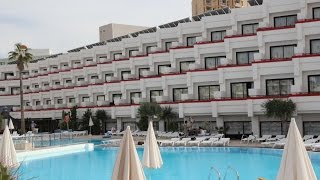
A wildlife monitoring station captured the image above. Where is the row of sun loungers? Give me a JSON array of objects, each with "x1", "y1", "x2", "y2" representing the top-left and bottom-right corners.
[{"x1": 158, "y1": 134, "x2": 228, "y2": 147}]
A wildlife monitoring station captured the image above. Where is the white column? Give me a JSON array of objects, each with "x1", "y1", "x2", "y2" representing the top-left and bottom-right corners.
[
  {"x1": 116, "y1": 118, "x2": 122, "y2": 131},
  {"x1": 295, "y1": 115, "x2": 304, "y2": 135},
  {"x1": 159, "y1": 120, "x2": 165, "y2": 132},
  {"x1": 216, "y1": 116, "x2": 224, "y2": 128},
  {"x1": 251, "y1": 116, "x2": 260, "y2": 136}
]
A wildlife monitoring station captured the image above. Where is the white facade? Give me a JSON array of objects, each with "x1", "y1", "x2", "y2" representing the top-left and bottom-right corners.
[{"x1": 1, "y1": 0, "x2": 320, "y2": 136}]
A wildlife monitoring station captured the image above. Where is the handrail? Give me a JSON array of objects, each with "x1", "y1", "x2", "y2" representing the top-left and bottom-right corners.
[
  {"x1": 208, "y1": 166, "x2": 221, "y2": 180},
  {"x1": 223, "y1": 166, "x2": 240, "y2": 180}
]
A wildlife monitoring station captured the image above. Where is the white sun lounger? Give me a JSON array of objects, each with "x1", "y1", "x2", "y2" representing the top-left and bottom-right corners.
[
  {"x1": 304, "y1": 137, "x2": 320, "y2": 148},
  {"x1": 311, "y1": 143, "x2": 320, "y2": 151},
  {"x1": 272, "y1": 138, "x2": 287, "y2": 148},
  {"x1": 240, "y1": 135, "x2": 257, "y2": 144},
  {"x1": 266, "y1": 135, "x2": 286, "y2": 142},
  {"x1": 212, "y1": 134, "x2": 224, "y2": 138},
  {"x1": 158, "y1": 138, "x2": 180, "y2": 146},
  {"x1": 187, "y1": 137, "x2": 209, "y2": 146},
  {"x1": 256, "y1": 135, "x2": 272, "y2": 142},
  {"x1": 303, "y1": 135, "x2": 314, "y2": 141},
  {"x1": 199, "y1": 137, "x2": 219, "y2": 146},
  {"x1": 174, "y1": 138, "x2": 192, "y2": 146},
  {"x1": 213, "y1": 138, "x2": 230, "y2": 146}
]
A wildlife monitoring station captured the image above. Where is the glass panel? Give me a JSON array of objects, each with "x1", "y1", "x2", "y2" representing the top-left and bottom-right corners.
[
  {"x1": 283, "y1": 45, "x2": 295, "y2": 58},
  {"x1": 237, "y1": 52, "x2": 249, "y2": 64},
  {"x1": 314, "y1": 8, "x2": 320, "y2": 19},
  {"x1": 225, "y1": 122, "x2": 244, "y2": 135},
  {"x1": 180, "y1": 61, "x2": 195, "y2": 72},
  {"x1": 286, "y1": 16, "x2": 297, "y2": 26},
  {"x1": 311, "y1": 40, "x2": 320, "y2": 54},
  {"x1": 69, "y1": 98, "x2": 75, "y2": 103},
  {"x1": 248, "y1": 51, "x2": 257, "y2": 63},
  {"x1": 130, "y1": 92, "x2": 141, "y2": 103},
  {"x1": 129, "y1": 50, "x2": 138, "y2": 57},
  {"x1": 158, "y1": 64, "x2": 171, "y2": 75},
  {"x1": 121, "y1": 71, "x2": 131, "y2": 80},
  {"x1": 97, "y1": 95, "x2": 105, "y2": 101},
  {"x1": 205, "y1": 57, "x2": 217, "y2": 69},
  {"x1": 253, "y1": 24, "x2": 259, "y2": 33},
  {"x1": 187, "y1": 37, "x2": 197, "y2": 46},
  {"x1": 309, "y1": 75, "x2": 320, "y2": 92},
  {"x1": 271, "y1": 46, "x2": 283, "y2": 59},
  {"x1": 267, "y1": 80, "x2": 280, "y2": 95},
  {"x1": 57, "y1": 99, "x2": 63, "y2": 104},
  {"x1": 91, "y1": 76, "x2": 98, "y2": 79},
  {"x1": 199, "y1": 86, "x2": 210, "y2": 100},
  {"x1": 173, "y1": 88, "x2": 188, "y2": 101},
  {"x1": 231, "y1": 83, "x2": 245, "y2": 98},
  {"x1": 82, "y1": 97, "x2": 90, "y2": 102},
  {"x1": 242, "y1": 24, "x2": 253, "y2": 34},
  {"x1": 165, "y1": 42, "x2": 172, "y2": 51},
  {"x1": 210, "y1": 86, "x2": 220, "y2": 98},
  {"x1": 274, "y1": 17, "x2": 287, "y2": 27},
  {"x1": 304, "y1": 122, "x2": 320, "y2": 135},
  {"x1": 105, "y1": 74, "x2": 113, "y2": 81},
  {"x1": 211, "y1": 31, "x2": 226, "y2": 41},
  {"x1": 150, "y1": 90, "x2": 163, "y2": 102},
  {"x1": 146, "y1": 46, "x2": 154, "y2": 54},
  {"x1": 122, "y1": 122, "x2": 137, "y2": 131},
  {"x1": 279, "y1": 79, "x2": 293, "y2": 95},
  {"x1": 260, "y1": 122, "x2": 282, "y2": 135}
]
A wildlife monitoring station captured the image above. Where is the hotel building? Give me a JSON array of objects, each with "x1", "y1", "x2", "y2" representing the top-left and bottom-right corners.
[{"x1": 1, "y1": 0, "x2": 320, "y2": 138}]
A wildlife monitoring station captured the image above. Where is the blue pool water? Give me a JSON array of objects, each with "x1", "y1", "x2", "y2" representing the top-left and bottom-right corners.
[
  {"x1": 19, "y1": 147, "x2": 320, "y2": 180},
  {"x1": 32, "y1": 139, "x2": 102, "y2": 147}
]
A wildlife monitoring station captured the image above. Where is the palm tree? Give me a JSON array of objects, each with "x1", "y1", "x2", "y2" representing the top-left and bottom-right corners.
[
  {"x1": 137, "y1": 102, "x2": 162, "y2": 130},
  {"x1": 8, "y1": 43, "x2": 33, "y2": 134},
  {"x1": 159, "y1": 106, "x2": 177, "y2": 131}
]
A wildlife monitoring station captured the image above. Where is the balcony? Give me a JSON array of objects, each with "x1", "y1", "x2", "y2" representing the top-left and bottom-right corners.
[
  {"x1": 131, "y1": 51, "x2": 146, "y2": 58},
  {"x1": 90, "y1": 79, "x2": 103, "y2": 84},
  {"x1": 73, "y1": 63, "x2": 84, "y2": 68},
  {"x1": 7, "y1": 75, "x2": 19, "y2": 80},
  {"x1": 97, "y1": 100, "x2": 110, "y2": 107},
  {"x1": 54, "y1": 104, "x2": 66, "y2": 109},
  {"x1": 32, "y1": 105, "x2": 43, "y2": 110},
  {"x1": 31, "y1": 87, "x2": 41, "y2": 92},
  {"x1": 132, "y1": 97, "x2": 147, "y2": 104},
  {"x1": 85, "y1": 61, "x2": 97, "y2": 66},
  {"x1": 77, "y1": 80, "x2": 89, "y2": 86},
  {"x1": 181, "y1": 94, "x2": 194, "y2": 101},
  {"x1": 24, "y1": 106, "x2": 32, "y2": 110},
  {"x1": 80, "y1": 101, "x2": 94, "y2": 107},
  {"x1": 43, "y1": 104, "x2": 54, "y2": 109},
  {"x1": 53, "y1": 84, "x2": 64, "y2": 89},
  {"x1": 67, "y1": 102, "x2": 78, "y2": 108},
  {"x1": 114, "y1": 99, "x2": 127, "y2": 106},
  {"x1": 106, "y1": 76, "x2": 119, "y2": 82},
  {"x1": 141, "y1": 71, "x2": 156, "y2": 78},
  {"x1": 64, "y1": 82, "x2": 76, "y2": 88},
  {"x1": 156, "y1": 96, "x2": 169, "y2": 103}
]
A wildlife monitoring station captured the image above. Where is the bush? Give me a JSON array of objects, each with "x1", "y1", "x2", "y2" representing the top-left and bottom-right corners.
[
  {"x1": 137, "y1": 116, "x2": 149, "y2": 131},
  {"x1": 0, "y1": 163, "x2": 15, "y2": 180},
  {"x1": 95, "y1": 110, "x2": 108, "y2": 134}
]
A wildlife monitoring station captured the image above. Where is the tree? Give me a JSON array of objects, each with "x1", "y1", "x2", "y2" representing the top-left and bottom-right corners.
[
  {"x1": 59, "y1": 110, "x2": 68, "y2": 130},
  {"x1": 137, "y1": 102, "x2": 162, "y2": 131},
  {"x1": 95, "y1": 109, "x2": 108, "y2": 134},
  {"x1": 159, "y1": 106, "x2": 178, "y2": 131},
  {"x1": 81, "y1": 109, "x2": 92, "y2": 132},
  {"x1": 69, "y1": 106, "x2": 78, "y2": 130},
  {"x1": 0, "y1": 114, "x2": 3, "y2": 130},
  {"x1": 8, "y1": 43, "x2": 33, "y2": 134},
  {"x1": 262, "y1": 98, "x2": 296, "y2": 134}
]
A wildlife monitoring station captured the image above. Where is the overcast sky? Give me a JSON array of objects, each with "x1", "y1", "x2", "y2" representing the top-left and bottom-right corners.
[{"x1": 0, "y1": 0, "x2": 192, "y2": 58}]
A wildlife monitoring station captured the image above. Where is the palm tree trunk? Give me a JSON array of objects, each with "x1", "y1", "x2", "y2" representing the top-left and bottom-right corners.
[{"x1": 19, "y1": 71, "x2": 25, "y2": 134}]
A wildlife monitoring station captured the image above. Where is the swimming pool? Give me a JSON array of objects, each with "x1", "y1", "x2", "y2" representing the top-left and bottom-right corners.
[{"x1": 18, "y1": 147, "x2": 320, "y2": 180}]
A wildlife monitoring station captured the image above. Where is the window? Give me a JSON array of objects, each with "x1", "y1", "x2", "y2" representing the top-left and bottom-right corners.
[
  {"x1": 150, "y1": 90, "x2": 163, "y2": 102},
  {"x1": 138, "y1": 68, "x2": 149, "y2": 78},
  {"x1": 11, "y1": 87, "x2": 19, "y2": 94},
  {"x1": 242, "y1": 23, "x2": 259, "y2": 34},
  {"x1": 46, "y1": 100, "x2": 51, "y2": 105},
  {"x1": 274, "y1": 15, "x2": 297, "y2": 27},
  {"x1": 74, "y1": 61, "x2": 81, "y2": 65},
  {"x1": 57, "y1": 99, "x2": 63, "y2": 104},
  {"x1": 310, "y1": 39, "x2": 320, "y2": 54},
  {"x1": 308, "y1": 75, "x2": 320, "y2": 93},
  {"x1": 303, "y1": 122, "x2": 320, "y2": 135},
  {"x1": 129, "y1": 49, "x2": 138, "y2": 57},
  {"x1": 35, "y1": 101, "x2": 41, "y2": 106},
  {"x1": 82, "y1": 97, "x2": 90, "y2": 102},
  {"x1": 112, "y1": 94, "x2": 122, "y2": 104},
  {"x1": 97, "y1": 95, "x2": 105, "y2": 101},
  {"x1": 165, "y1": 42, "x2": 173, "y2": 51},
  {"x1": 43, "y1": 83, "x2": 49, "y2": 87},
  {"x1": 86, "y1": 59, "x2": 93, "y2": 62},
  {"x1": 65, "y1": 79, "x2": 72, "y2": 83},
  {"x1": 105, "y1": 73, "x2": 113, "y2": 82},
  {"x1": 121, "y1": 71, "x2": 131, "y2": 80},
  {"x1": 313, "y1": 7, "x2": 320, "y2": 19},
  {"x1": 113, "y1": 53, "x2": 122, "y2": 60},
  {"x1": 0, "y1": 88, "x2": 5, "y2": 92},
  {"x1": 173, "y1": 88, "x2": 188, "y2": 101},
  {"x1": 91, "y1": 75, "x2": 98, "y2": 80},
  {"x1": 211, "y1": 30, "x2": 226, "y2": 41},
  {"x1": 25, "y1": 101, "x2": 30, "y2": 106},
  {"x1": 187, "y1": 36, "x2": 197, "y2": 46},
  {"x1": 225, "y1": 121, "x2": 252, "y2": 136},
  {"x1": 270, "y1": 45, "x2": 296, "y2": 59},
  {"x1": 130, "y1": 92, "x2": 141, "y2": 104},
  {"x1": 180, "y1": 61, "x2": 195, "y2": 72},
  {"x1": 198, "y1": 85, "x2": 220, "y2": 100},
  {"x1": 236, "y1": 51, "x2": 258, "y2": 64},
  {"x1": 68, "y1": 98, "x2": 75, "y2": 103},
  {"x1": 205, "y1": 56, "x2": 224, "y2": 69},
  {"x1": 260, "y1": 121, "x2": 289, "y2": 135},
  {"x1": 146, "y1": 46, "x2": 155, "y2": 55},
  {"x1": 158, "y1": 64, "x2": 171, "y2": 75},
  {"x1": 78, "y1": 78, "x2": 85, "y2": 82},
  {"x1": 266, "y1": 78, "x2": 294, "y2": 96},
  {"x1": 231, "y1": 82, "x2": 253, "y2": 98},
  {"x1": 34, "y1": 84, "x2": 39, "y2": 88}
]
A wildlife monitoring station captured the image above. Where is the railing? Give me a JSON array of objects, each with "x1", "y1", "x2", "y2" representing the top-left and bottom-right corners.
[
  {"x1": 223, "y1": 166, "x2": 240, "y2": 180},
  {"x1": 208, "y1": 166, "x2": 221, "y2": 180}
]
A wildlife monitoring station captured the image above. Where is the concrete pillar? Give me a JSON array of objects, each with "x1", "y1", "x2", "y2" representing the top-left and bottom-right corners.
[
  {"x1": 116, "y1": 118, "x2": 122, "y2": 131},
  {"x1": 216, "y1": 116, "x2": 224, "y2": 128},
  {"x1": 295, "y1": 115, "x2": 304, "y2": 135},
  {"x1": 159, "y1": 120, "x2": 165, "y2": 132},
  {"x1": 251, "y1": 116, "x2": 260, "y2": 136}
]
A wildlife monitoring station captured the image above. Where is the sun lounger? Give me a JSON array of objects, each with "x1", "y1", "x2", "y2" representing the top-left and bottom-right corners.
[
  {"x1": 187, "y1": 137, "x2": 209, "y2": 146},
  {"x1": 311, "y1": 143, "x2": 320, "y2": 151},
  {"x1": 304, "y1": 137, "x2": 320, "y2": 148},
  {"x1": 174, "y1": 138, "x2": 192, "y2": 146},
  {"x1": 199, "y1": 137, "x2": 219, "y2": 146},
  {"x1": 303, "y1": 135, "x2": 314, "y2": 141},
  {"x1": 266, "y1": 135, "x2": 285, "y2": 142},
  {"x1": 212, "y1": 134, "x2": 224, "y2": 139},
  {"x1": 272, "y1": 138, "x2": 287, "y2": 148},
  {"x1": 256, "y1": 135, "x2": 272, "y2": 142},
  {"x1": 213, "y1": 138, "x2": 230, "y2": 146},
  {"x1": 158, "y1": 138, "x2": 180, "y2": 146},
  {"x1": 240, "y1": 135, "x2": 257, "y2": 144}
]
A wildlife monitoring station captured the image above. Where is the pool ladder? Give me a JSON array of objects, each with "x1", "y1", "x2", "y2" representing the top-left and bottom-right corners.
[{"x1": 208, "y1": 165, "x2": 240, "y2": 180}]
